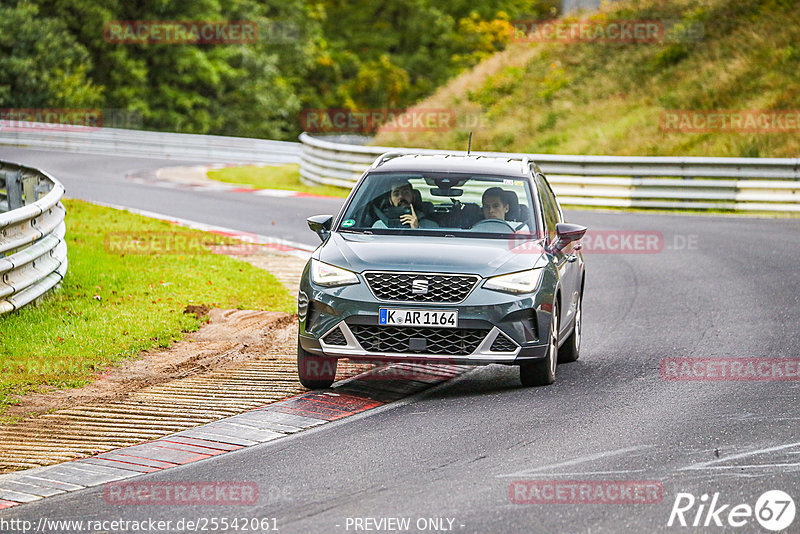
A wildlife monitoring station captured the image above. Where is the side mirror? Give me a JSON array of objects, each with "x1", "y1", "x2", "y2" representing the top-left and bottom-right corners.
[
  {"x1": 553, "y1": 222, "x2": 587, "y2": 252},
  {"x1": 307, "y1": 214, "x2": 333, "y2": 242}
]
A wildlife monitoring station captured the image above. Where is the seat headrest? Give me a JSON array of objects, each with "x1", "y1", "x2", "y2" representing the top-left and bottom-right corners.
[{"x1": 502, "y1": 190, "x2": 521, "y2": 221}]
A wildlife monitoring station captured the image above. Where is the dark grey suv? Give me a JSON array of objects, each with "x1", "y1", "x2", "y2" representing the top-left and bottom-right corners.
[{"x1": 297, "y1": 153, "x2": 586, "y2": 388}]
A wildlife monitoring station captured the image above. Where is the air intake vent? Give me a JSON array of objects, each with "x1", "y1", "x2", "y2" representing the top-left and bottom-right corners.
[
  {"x1": 322, "y1": 327, "x2": 347, "y2": 346},
  {"x1": 490, "y1": 332, "x2": 518, "y2": 352},
  {"x1": 351, "y1": 325, "x2": 488, "y2": 355}
]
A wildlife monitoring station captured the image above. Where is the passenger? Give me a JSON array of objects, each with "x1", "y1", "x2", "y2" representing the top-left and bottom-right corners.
[
  {"x1": 480, "y1": 187, "x2": 529, "y2": 232},
  {"x1": 373, "y1": 179, "x2": 439, "y2": 229},
  {"x1": 481, "y1": 187, "x2": 510, "y2": 221}
]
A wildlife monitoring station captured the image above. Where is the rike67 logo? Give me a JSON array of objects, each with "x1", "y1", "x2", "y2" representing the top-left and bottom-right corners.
[{"x1": 668, "y1": 490, "x2": 795, "y2": 531}]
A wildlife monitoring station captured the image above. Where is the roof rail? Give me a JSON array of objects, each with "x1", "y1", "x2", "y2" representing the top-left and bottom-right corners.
[
  {"x1": 370, "y1": 152, "x2": 408, "y2": 169},
  {"x1": 501, "y1": 154, "x2": 535, "y2": 172},
  {"x1": 370, "y1": 151, "x2": 536, "y2": 171}
]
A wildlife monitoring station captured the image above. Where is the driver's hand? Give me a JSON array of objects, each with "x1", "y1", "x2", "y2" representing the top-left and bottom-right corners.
[{"x1": 400, "y1": 204, "x2": 419, "y2": 229}]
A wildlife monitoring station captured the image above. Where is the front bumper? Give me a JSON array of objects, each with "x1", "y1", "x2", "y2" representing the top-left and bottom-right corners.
[{"x1": 298, "y1": 274, "x2": 553, "y2": 365}]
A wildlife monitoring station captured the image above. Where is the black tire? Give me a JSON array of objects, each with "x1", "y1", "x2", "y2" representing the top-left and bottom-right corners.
[
  {"x1": 297, "y1": 340, "x2": 337, "y2": 389},
  {"x1": 520, "y1": 301, "x2": 558, "y2": 387},
  {"x1": 558, "y1": 295, "x2": 582, "y2": 363}
]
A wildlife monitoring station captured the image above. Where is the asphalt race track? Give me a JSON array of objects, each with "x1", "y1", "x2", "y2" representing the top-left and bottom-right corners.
[
  {"x1": 1, "y1": 146, "x2": 799, "y2": 533},
  {"x1": 0, "y1": 147, "x2": 342, "y2": 248}
]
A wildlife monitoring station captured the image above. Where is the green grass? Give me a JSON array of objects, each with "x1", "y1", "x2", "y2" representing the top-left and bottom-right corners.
[
  {"x1": 0, "y1": 199, "x2": 294, "y2": 418},
  {"x1": 374, "y1": 0, "x2": 800, "y2": 159},
  {"x1": 207, "y1": 164, "x2": 351, "y2": 198}
]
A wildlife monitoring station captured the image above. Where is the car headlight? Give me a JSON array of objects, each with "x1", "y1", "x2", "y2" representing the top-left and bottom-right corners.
[
  {"x1": 484, "y1": 268, "x2": 544, "y2": 294},
  {"x1": 310, "y1": 259, "x2": 359, "y2": 287}
]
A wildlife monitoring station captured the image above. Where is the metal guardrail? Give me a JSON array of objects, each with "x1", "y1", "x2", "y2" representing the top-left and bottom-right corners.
[
  {"x1": 0, "y1": 123, "x2": 301, "y2": 164},
  {"x1": 0, "y1": 161, "x2": 68, "y2": 314},
  {"x1": 299, "y1": 133, "x2": 800, "y2": 212}
]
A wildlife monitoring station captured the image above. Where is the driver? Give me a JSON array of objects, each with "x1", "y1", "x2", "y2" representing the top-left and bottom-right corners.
[{"x1": 373, "y1": 179, "x2": 438, "y2": 229}]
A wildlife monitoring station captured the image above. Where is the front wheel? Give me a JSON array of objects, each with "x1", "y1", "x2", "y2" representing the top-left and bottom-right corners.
[
  {"x1": 519, "y1": 301, "x2": 558, "y2": 387},
  {"x1": 297, "y1": 340, "x2": 337, "y2": 389},
  {"x1": 558, "y1": 296, "x2": 581, "y2": 363}
]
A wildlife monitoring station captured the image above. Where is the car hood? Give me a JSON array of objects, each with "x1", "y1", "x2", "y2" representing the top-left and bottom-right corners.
[{"x1": 317, "y1": 232, "x2": 545, "y2": 278}]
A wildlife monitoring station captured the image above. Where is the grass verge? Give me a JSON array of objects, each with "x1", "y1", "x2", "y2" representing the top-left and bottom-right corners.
[
  {"x1": 0, "y1": 199, "x2": 294, "y2": 419},
  {"x1": 207, "y1": 164, "x2": 350, "y2": 198}
]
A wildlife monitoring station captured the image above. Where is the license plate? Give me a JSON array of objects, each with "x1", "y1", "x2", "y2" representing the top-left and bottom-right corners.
[{"x1": 379, "y1": 308, "x2": 457, "y2": 328}]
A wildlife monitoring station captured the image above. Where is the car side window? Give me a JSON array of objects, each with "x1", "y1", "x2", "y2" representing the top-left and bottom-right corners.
[
  {"x1": 539, "y1": 174, "x2": 563, "y2": 223},
  {"x1": 538, "y1": 184, "x2": 558, "y2": 243}
]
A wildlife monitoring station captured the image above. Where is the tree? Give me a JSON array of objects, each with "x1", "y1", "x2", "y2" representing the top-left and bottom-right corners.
[{"x1": 0, "y1": 1, "x2": 103, "y2": 109}]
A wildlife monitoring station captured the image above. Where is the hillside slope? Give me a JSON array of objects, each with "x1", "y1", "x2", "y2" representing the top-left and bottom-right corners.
[{"x1": 373, "y1": 0, "x2": 800, "y2": 158}]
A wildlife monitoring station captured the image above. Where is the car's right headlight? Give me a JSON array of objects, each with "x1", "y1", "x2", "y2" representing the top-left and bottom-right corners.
[
  {"x1": 483, "y1": 268, "x2": 544, "y2": 295},
  {"x1": 310, "y1": 259, "x2": 359, "y2": 287}
]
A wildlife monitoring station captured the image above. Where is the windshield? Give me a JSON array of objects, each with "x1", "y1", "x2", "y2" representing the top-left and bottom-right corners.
[{"x1": 337, "y1": 172, "x2": 540, "y2": 238}]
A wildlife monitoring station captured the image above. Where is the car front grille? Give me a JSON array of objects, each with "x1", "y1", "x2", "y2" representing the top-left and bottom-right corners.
[
  {"x1": 350, "y1": 325, "x2": 488, "y2": 355},
  {"x1": 490, "y1": 332, "x2": 518, "y2": 352},
  {"x1": 364, "y1": 272, "x2": 479, "y2": 303}
]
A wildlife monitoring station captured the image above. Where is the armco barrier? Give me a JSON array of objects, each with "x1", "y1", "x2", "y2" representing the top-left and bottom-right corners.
[
  {"x1": 0, "y1": 161, "x2": 68, "y2": 314},
  {"x1": 299, "y1": 133, "x2": 800, "y2": 212},
  {"x1": 0, "y1": 123, "x2": 301, "y2": 164}
]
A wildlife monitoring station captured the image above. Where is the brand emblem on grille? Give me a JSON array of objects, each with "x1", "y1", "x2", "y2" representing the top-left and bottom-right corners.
[{"x1": 411, "y1": 279, "x2": 429, "y2": 295}]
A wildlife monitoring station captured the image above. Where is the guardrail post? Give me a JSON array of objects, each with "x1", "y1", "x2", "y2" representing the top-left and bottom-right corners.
[
  {"x1": 22, "y1": 173, "x2": 38, "y2": 203},
  {"x1": 0, "y1": 170, "x2": 6, "y2": 212},
  {"x1": 6, "y1": 169, "x2": 23, "y2": 210}
]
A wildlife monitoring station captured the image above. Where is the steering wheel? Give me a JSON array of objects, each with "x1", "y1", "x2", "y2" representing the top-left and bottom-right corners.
[{"x1": 470, "y1": 218, "x2": 515, "y2": 232}]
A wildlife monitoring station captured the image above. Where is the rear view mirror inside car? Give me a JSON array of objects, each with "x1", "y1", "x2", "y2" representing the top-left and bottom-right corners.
[{"x1": 430, "y1": 187, "x2": 463, "y2": 196}]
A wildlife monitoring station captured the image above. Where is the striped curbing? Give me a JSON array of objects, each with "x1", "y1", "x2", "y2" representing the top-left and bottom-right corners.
[
  {"x1": 0, "y1": 362, "x2": 469, "y2": 510},
  {"x1": 128, "y1": 166, "x2": 343, "y2": 200}
]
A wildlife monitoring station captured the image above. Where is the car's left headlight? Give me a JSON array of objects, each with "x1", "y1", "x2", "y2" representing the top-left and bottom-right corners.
[
  {"x1": 483, "y1": 268, "x2": 544, "y2": 294},
  {"x1": 310, "y1": 259, "x2": 359, "y2": 287}
]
